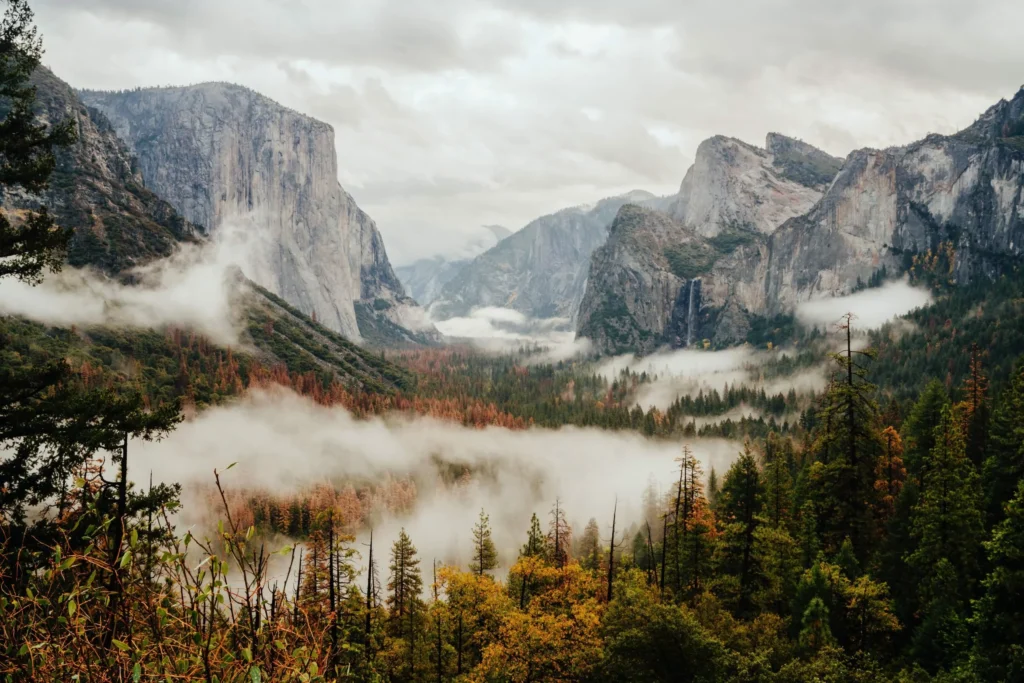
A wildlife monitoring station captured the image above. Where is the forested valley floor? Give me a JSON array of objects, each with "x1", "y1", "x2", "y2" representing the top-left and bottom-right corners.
[{"x1": 3, "y1": 0, "x2": 1024, "y2": 680}]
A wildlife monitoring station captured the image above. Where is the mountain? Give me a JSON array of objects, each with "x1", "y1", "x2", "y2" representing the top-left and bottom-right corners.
[
  {"x1": 428, "y1": 190, "x2": 664, "y2": 321},
  {"x1": 0, "y1": 67, "x2": 413, "y2": 393},
  {"x1": 79, "y1": 83, "x2": 438, "y2": 347},
  {"x1": 668, "y1": 133, "x2": 841, "y2": 237},
  {"x1": 577, "y1": 92, "x2": 1024, "y2": 355},
  {"x1": 396, "y1": 224, "x2": 512, "y2": 306},
  {"x1": 4, "y1": 68, "x2": 201, "y2": 273}
]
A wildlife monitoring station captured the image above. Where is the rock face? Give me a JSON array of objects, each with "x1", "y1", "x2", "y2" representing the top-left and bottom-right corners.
[
  {"x1": 80, "y1": 84, "x2": 438, "y2": 345},
  {"x1": 577, "y1": 91, "x2": 1024, "y2": 356},
  {"x1": 669, "y1": 134, "x2": 841, "y2": 238},
  {"x1": 764, "y1": 96, "x2": 1024, "y2": 312},
  {"x1": 396, "y1": 224, "x2": 512, "y2": 306},
  {"x1": 7, "y1": 69, "x2": 200, "y2": 273},
  {"x1": 429, "y1": 190, "x2": 663, "y2": 321}
]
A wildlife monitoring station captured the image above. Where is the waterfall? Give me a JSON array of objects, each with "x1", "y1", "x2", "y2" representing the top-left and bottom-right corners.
[{"x1": 686, "y1": 278, "x2": 701, "y2": 347}]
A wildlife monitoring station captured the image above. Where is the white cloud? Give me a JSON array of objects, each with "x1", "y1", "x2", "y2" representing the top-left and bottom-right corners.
[
  {"x1": 0, "y1": 221, "x2": 264, "y2": 345},
  {"x1": 31, "y1": 0, "x2": 1020, "y2": 265},
  {"x1": 795, "y1": 279, "x2": 933, "y2": 331},
  {"x1": 433, "y1": 306, "x2": 592, "y2": 361}
]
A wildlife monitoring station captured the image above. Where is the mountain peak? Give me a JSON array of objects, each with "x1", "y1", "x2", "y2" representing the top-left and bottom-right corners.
[{"x1": 959, "y1": 86, "x2": 1024, "y2": 142}]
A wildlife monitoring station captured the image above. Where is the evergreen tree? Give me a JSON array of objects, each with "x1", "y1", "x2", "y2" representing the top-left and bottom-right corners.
[
  {"x1": 900, "y1": 380, "x2": 948, "y2": 494},
  {"x1": 578, "y1": 517, "x2": 601, "y2": 571},
  {"x1": 0, "y1": 0, "x2": 181, "y2": 574},
  {"x1": 387, "y1": 528, "x2": 424, "y2": 643},
  {"x1": 982, "y1": 361, "x2": 1024, "y2": 525},
  {"x1": 972, "y1": 480, "x2": 1024, "y2": 680},
  {"x1": 799, "y1": 597, "x2": 835, "y2": 653},
  {"x1": 873, "y1": 426, "x2": 906, "y2": 523},
  {"x1": 762, "y1": 436, "x2": 794, "y2": 529},
  {"x1": 0, "y1": 0, "x2": 76, "y2": 282},
  {"x1": 960, "y1": 343, "x2": 989, "y2": 468},
  {"x1": 715, "y1": 444, "x2": 763, "y2": 615},
  {"x1": 469, "y1": 508, "x2": 498, "y2": 576},
  {"x1": 805, "y1": 315, "x2": 883, "y2": 560},
  {"x1": 906, "y1": 405, "x2": 983, "y2": 671},
  {"x1": 520, "y1": 512, "x2": 546, "y2": 560}
]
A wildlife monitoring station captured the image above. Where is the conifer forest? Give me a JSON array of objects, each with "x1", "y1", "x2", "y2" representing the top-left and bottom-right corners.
[{"x1": 2, "y1": 1, "x2": 1024, "y2": 681}]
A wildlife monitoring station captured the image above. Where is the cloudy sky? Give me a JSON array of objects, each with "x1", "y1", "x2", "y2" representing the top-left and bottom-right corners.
[{"x1": 35, "y1": 0, "x2": 1024, "y2": 265}]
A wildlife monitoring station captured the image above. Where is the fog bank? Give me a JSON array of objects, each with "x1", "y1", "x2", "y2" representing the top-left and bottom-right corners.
[
  {"x1": 0, "y1": 223, "x2": 258, "y2": 345},
  {"x1": 433, "y1": 306, "x2": 592, "y2": 362},
  {"x1": 129, "y1": 388, "x2": 741, "y2": 570}
]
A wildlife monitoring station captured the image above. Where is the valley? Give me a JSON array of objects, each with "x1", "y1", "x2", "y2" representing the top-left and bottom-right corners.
[{"x1": 2, "y1": 1, "x2": 1024, "y2": 681}]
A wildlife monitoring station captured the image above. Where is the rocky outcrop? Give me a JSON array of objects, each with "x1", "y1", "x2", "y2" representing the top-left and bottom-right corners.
[
  {"x1": 764, "y1": 91, "x2": 1024, "y2": 313},
  {"x1": 576, "y1": 206, "x2": 703, "y2": 355},
  {"x1": 429, "y1": 190, "x2": 663, "y2": 321},
  {"x1": 80, "y1": 83, "x2": 438, "y2": 345},
  {"x1": 577, "y1": 91, "x2": 1024, "y2": 356},
  {"x1": 6, "y1": 69, "x2": 200, "y2": 273},
  {"x1": 669, "y1": 134, "x2": 841, "y2": 238},
  {"x1": 396, "y1": 225, "x2": 512, "y2": 306}
]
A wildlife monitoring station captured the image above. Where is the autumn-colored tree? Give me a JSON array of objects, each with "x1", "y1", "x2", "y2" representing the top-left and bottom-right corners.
[
  {"x1": 873, "y1": 426, "x2": 906, "y2": 522},
  {"x1": 547, "y1": 499, "x2": 572, "y2": 569},
  {"x1": 960, "y1": 343, "x2": 989, "y2": 468}
]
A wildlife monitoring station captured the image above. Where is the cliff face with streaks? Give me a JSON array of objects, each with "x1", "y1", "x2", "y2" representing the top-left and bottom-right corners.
[
  {"x1": 577, "y1": 90, "x2": 1024, "y2": 354},
  {"x1": 81, "y1": 84, "x2": 438, "y2": 345}
]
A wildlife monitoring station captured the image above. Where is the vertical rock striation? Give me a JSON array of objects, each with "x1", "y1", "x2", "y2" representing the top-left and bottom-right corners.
[
  {"x1": 80, "y1": 83, "x2": 438, "y2": 345},
  {"x1": 577, "y1": 90, "x2": 1024, "y2": 356}
]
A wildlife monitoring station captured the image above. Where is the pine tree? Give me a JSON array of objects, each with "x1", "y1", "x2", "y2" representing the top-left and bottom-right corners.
[
  {"x1": 972, "y1": 480, "x2": 1024, "y2": 680},
  {"x1": 982, "y1": 362, "x2": 1024, "y2": 525},
  {"x1": 547, "y1": 498, "x2": 572, "y2": 569},
  {"x1": 906, "y1": 405, "x2": 983, "y2": 670},
  {"x1": 0, "y1": 1, "x2": 179, "y2": 573},
  {"x1": 900, "y1": 380, "x2": 948, "y2": 494},
  {"x1": 762, "y1": 435, "x2": 793, "y2": 529},
  {"x1": 874, "y1": 426, "x2": 906, "y2": 522},
  {"x1": 469, "y1": 508, "x2": 498, "y2": 576},
  {"x1": 960, "y1": 343, "x2": 989, "y2": 468},
  {"x1": 799, "y1": 597, "x2": 835, "y2": 652},
  {"x1": 578, "y1": 518, "x2": 601, "y2": 571},
  {"x1": 0, "y1": 0, "x2": 76, "y2": 282},
  {"x1": 715, "y1": 443, "x2": 763, "y2": 615},
  {"x1": 520, "y1": 512, "x2": 546, "y2": 560},
  {"x1": 805, "y1": 315, "x2": 883, "y2": 560},
  {"x1": 387, "y1": 528, "x2": 424, "y2": 641}
]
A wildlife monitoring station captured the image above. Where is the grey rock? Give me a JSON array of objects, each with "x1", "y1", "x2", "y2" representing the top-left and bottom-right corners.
[
  {"x1": 577, "y1": 90, "x2": 1024, "y2": 355},
  {"x1": 80, "y1": 83, "x2": 438, "y2": 345},
  {"x1": 396, "y1": 224, "x2": 512, "y2": 306},
  {"x1": 429, "y1": 190, "x2": 664, "y2": 321}
]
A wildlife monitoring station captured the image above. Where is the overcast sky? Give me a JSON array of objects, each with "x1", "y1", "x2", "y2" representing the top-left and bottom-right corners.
[{"x1": 35, "y1": 0, "x2": 1024, "y2": 265}]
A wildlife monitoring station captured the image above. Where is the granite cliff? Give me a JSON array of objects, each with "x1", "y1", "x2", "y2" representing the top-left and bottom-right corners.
[
  {"x1": 577, "y1": 92, "x2": 1024, "y2": 355},
  {"x1": 80, "y1": 84, "x2": 437, "y2": 346}
]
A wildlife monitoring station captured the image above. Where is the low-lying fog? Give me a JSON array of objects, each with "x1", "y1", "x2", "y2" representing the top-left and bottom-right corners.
[{"x1": 129, "y1": 388, "x2": 742, "y2": 573}]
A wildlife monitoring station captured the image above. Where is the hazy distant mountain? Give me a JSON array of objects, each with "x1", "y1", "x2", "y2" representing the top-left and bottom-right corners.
[
  {"x1": 578, "y1": 92, "x2": 1024, "y2": 354},
  {"x1": 81, "y1": 83, "x2": 439, "y2": 346},
  {"x1": 428, "y1": 190, "x2": 669, "y2": 321},
  {"x1": 396, "y1": 224, "x2": 512, "y2": 306}
]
